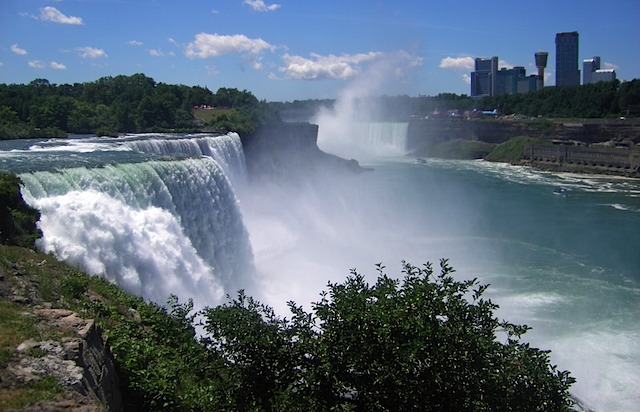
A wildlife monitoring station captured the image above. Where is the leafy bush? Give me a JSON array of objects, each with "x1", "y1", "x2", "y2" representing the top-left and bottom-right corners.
[
  {"x1": 202, "y1": 260, "x2": 575, "y2": 411},
  {"x1": 0, "y1": 173, "x2": 42, "y2": 248}
]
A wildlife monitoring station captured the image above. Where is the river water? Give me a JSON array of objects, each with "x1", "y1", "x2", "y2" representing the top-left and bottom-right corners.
[{"x1": 0, "y1": 132, "x2": 638, "y2": 411}]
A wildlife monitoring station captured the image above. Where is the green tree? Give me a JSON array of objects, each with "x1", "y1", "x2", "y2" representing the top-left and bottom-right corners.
[
  {"x1": 0, "y1": 173, "x2": 42, "y2": 248},
  {"x1": 203, "y1": 260, "x2": 575, "y2": 411}
]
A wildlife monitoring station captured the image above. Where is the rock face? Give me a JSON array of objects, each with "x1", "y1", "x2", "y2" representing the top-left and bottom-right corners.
[
  {"x1": 6, "y1": 308, "x2": 122, "y2": 411},
  {"x1": 241, "y1": 122, "x2": 367, "y2": 182}
]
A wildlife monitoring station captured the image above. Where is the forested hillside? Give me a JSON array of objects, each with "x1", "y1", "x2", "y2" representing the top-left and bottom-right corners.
[{"x1": 0, "y1": 74, "x2": 278, "y2": 139}]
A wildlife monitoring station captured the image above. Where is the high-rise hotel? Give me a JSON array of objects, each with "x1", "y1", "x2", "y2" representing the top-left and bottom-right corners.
[{"x1": 555, "y1": 32, "x2": 580, "y2": 87}]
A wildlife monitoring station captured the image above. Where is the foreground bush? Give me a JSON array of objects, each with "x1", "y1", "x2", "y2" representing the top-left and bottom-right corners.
[{"x1": 202, "y1": 260, "x2": 575, "y2": 411}]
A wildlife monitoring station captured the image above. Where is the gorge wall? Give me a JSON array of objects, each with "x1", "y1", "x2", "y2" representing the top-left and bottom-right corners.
[{"x1": 407, "y1": 118, "x2": 640, "y2": 153}]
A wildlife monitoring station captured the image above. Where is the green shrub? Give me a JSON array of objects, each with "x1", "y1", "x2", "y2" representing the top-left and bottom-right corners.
[{"x1": 202, "y1": 260, "x2": 576, "y2": 411}]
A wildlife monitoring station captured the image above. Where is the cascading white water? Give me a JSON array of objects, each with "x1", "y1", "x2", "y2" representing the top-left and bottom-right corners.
[
  {"x1": 16, "y1": 134, "x2": 254, "y2": 310},
  {"x1": 316, "y1": 122, "x2": 408, "y2": 159},
  {"x1": 123, "y1": 132, "x2": 247, "y2": 186}
]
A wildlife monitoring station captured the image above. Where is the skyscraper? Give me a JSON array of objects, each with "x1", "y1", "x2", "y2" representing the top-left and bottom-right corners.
[
  {"x1": 470, "y1": 57, "x2": 498, "y2": 97},
  {"x1": 555, "y1": 32, "x2": 580, "y2": 87}
]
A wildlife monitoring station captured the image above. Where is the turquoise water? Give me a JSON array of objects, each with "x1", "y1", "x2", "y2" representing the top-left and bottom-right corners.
[
  {"x1": 1, "y1": 135, "x2": 638, "y2": 411},
  {"x1": 244, "y1": 156, "x2": 639, "y2": 412}
]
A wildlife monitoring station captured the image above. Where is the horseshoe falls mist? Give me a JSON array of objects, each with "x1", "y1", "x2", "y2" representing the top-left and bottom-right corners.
[{"x1": 1, "y1": 128, "x2": 639, "y2": 411}]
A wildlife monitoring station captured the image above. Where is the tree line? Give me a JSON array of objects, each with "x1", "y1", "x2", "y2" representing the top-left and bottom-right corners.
[
  {"x1": 0, "y1": 74, "x2": 278, "y2": 139},
  {"x1": 271, "y1": 79, "x2": 640, "y2": 120}
]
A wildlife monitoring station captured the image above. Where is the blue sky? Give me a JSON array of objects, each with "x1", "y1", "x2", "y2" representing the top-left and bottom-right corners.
[{"x1": 1, "y1": 0, "x2": 639, "y2": 101}]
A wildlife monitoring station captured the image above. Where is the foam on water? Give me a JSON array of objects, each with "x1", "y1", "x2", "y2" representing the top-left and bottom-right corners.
[{"x1": 19, "y1": 155, "x2": 254, "y2": 310}]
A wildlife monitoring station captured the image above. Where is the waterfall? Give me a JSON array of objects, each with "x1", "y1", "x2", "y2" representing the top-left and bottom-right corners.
[
  {"x1": 16, "y1": 134, "x2": 254, "y2": 310},
  {"x1": 317, "y1": 122, "x2": 408, "y2": 160},
  {"x1": 123, "y1": 132, "x2": 247, "y2": 186}
]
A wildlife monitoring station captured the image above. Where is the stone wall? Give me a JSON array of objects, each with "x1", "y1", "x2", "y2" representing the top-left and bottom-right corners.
[
  {"x1": 524, "y1": 144, "x2": 640, "y2": 172},
  {"x1": 406, "y1": 118, "x2": 640, "y2": 153}
]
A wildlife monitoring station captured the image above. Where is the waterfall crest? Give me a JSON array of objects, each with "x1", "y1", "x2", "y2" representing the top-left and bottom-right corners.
[{"x1": 17, "y1": 136, "x2": 254, "y2": 309}]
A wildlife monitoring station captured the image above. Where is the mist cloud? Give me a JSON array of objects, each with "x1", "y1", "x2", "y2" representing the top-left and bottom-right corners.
[{"x1": 278, "y1": 52, "x2": 384, "y2": 80}]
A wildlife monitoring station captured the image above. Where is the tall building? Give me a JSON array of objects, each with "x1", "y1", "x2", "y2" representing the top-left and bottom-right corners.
[
  {"x1": 555, "y1": 32, "x2": 580, "y2": 87},
  {"x1": 470, "y1": 57, "x2": 498, "y2": 97},
  {"x1": 583, "y1": 56, "x2": 617, "y2": 84},
  {"x1": 495, "y1": 67, "x2": 537, "y2": 95}
]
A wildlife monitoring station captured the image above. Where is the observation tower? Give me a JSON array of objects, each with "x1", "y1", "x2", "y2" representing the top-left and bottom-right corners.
[{"x1": 535, "y1": 51, "x2": 548, "y2": 90}]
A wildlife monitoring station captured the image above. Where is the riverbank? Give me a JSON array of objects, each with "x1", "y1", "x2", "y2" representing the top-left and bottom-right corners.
[{"x1": 406, "y1": 117, "x2": 640, "y2": 178}]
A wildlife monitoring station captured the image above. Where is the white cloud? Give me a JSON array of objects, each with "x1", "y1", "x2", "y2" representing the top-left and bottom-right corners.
[
  {"x1": 127, "y1": 40, "x2": 143, "y2": 46},
  {"x1": 50, "y1": 61, "x2": 66, "y2": 70},
  {"x1": 0, "y1": 62, "x2": 4, "y2": 67},
  {"x1": 439, "y1": 56, "x2": 474, "y2": 71},
  {"x1": 499, "y1": 59, "x2": 514, "y2": 69},
  {"x1": 11, "y1": 44, "x2": 28, "y2": 55},
  {"x1": 28, "y1": 60, "x2": 46, "y2": 69},
  {"x1": 38, "y1": 6, "x2": 84, "y2": 25},
  {"x1": 243, "y1": 0, "x2": 281, "y2": 12},
  {"x1": 77, "y1": 47, "x2": 107, "y2": 59},
  {"x1": 278, "y1": 52, "x2": 384, "y2": 80},
  {"x1": 149, "y1": 49, "x2": 175, "y2": 57},
  {"x1": 185, "y1": 33, "x2": 276, "y2": 59},
  {"x1": 603, "y1": 62, "x2": 619, "y2": 70},
  {"x1": 462, "y1": 73, "x2": 471, "y2": 84}
]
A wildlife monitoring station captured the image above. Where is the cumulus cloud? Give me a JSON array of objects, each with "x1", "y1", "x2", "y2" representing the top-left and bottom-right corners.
[
  {"x1": 243, "y1": 0, "x2": 281, "y2": 12},
  {"x1": 127, "y1": 40, "x2": 143, "y2": 46},
  {"x1": 185, "y1": 33, "x2": 276, "y2": 59},
  {"x1": 278, "y1": 52, "x2": 384, "y2": 80},
  {"x1": 77, "y1": 47, "x2": 107, "y2": 59},
  {"x1": 38, "y1": 6, "x2": 84, "y2": 25},
  {"x1": 28, "y1": 60, "x2": 46, "y2": 69},
  {"x1": 603, "y1": 62, "x2": 619, "y2": 70},
  {"x1": 11, "y1": 44, "x2": 28, "y2": 55},
  {"x1": 50, "y1": 61, "x2": 66, "y2": 70},
  {"x1": 439, "y1": 56, "x2": 474, "y2": 71},
  {"x1": 462, "y1": 73, "x2": 471, "y2": 84}
]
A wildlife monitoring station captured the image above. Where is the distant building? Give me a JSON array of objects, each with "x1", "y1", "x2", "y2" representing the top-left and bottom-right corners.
[
  {"x1": 583, "y1": 56, "x2": 617, "y2": 84},
  {"x1": 495, "y1": 67, "x2": 538, "y2": 95},
  {"x1": 535, "y1": 51, "x2": 549, "y2": 89},
  {"x1": 471, "y1": 58, "x2": 538, "y2": 97},
  {"x1": 470, "y1": 57, "x2": 498, "y2": 97},
  {"x1": 555, "y1": 32, "x2": 580, "y2": 87}
]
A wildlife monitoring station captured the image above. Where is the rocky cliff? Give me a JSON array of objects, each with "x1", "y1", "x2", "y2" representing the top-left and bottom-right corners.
[
  {"x1": 0, "y1": 253, "x2": 122, "y2": 411},
  {"x1": 241, "y1": 122, "x2": 365, "y2": 182}
]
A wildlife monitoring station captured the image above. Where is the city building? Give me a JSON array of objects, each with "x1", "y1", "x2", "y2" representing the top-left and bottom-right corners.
[
  {"x1": 470, "y1": 57, "x2": 498, "y2": 97},
  {"x1": 555, "y1": 32, "x2": 580, "y2": 87},
  {"x1": 471, "y1": 58, "x2": 539, "y2": 97},
  {"x1": 495, "y1": 67, "x2": 538, "y2": 95},
  {"x1": 583, "y1": 56, "x2": 617, "y2": 84}
]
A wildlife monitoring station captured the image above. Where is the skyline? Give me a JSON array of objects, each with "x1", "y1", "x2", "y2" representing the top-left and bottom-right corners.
[{"x1": 1, "y1": 1, "x2": 639, "y2": 102}]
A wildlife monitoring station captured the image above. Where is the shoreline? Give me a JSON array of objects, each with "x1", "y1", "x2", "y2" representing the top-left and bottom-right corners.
[{"x1": 516, "y1": 159, "x2": 640, "y2": 179}]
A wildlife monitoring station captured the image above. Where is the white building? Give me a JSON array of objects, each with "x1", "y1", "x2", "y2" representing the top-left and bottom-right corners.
[{"x1": 583, "y1": 56, "x2": 617, "y2": 84}]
